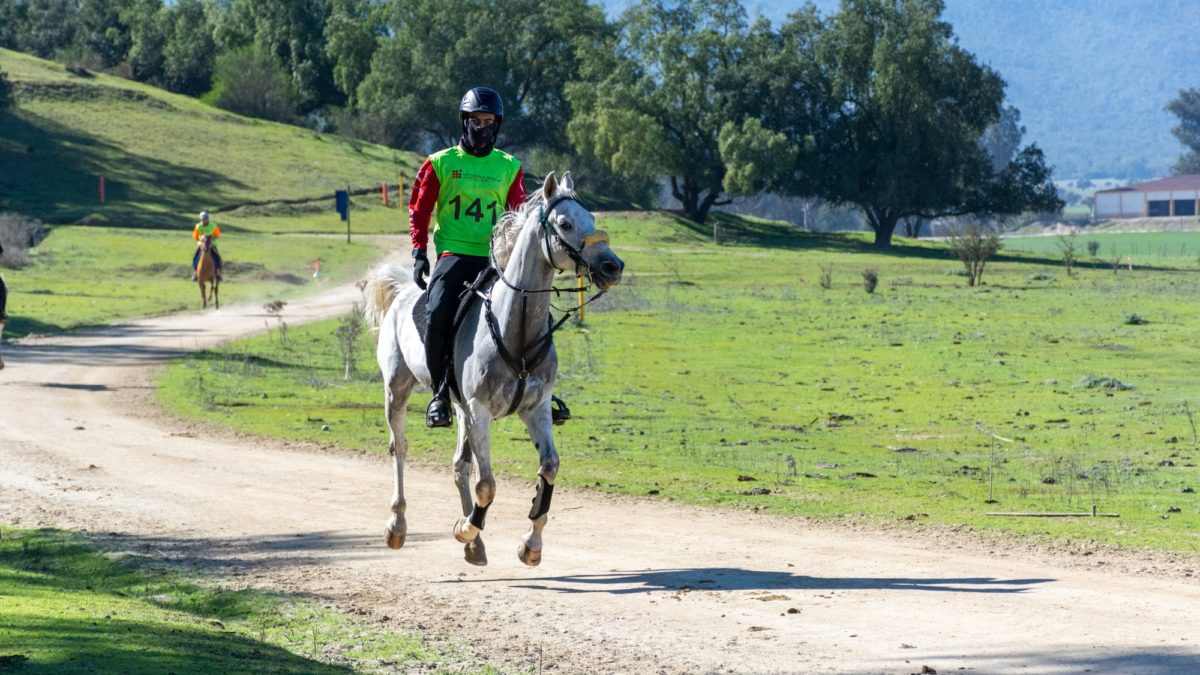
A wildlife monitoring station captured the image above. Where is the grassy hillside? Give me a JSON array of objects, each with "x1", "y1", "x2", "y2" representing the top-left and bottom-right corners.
[
  {"x1": 0, "y1": 48, "x2": 419, "y2": 228},
  {"x1": 158, "y1": 211, "x2": 1200, "y2": 554}
]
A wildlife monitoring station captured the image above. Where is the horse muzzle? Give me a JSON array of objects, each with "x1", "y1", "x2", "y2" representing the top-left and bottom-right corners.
[{"x1": 589, "y1": 251, "x2": 625, "y2": 291}]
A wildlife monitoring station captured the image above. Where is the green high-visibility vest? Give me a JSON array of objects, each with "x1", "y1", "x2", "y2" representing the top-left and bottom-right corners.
[{"x1": 429, "y1": 146, "x2": 521, "y2": 257}]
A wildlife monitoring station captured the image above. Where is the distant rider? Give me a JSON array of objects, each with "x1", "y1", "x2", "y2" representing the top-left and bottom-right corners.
[
  {"x1": 191, "y1": 210, "x2": 223, "y2": 281},
  {"x1": 408, "y1": 86, "x2": 525, "y2": 428},
  {"x1": 0, "y1": 241, "x2": 7, "y2": 324}
]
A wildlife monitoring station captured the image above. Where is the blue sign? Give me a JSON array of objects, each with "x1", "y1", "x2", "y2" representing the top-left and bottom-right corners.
[{"x1": 335, "y1": 190, "x2": 349, "y2": 221}]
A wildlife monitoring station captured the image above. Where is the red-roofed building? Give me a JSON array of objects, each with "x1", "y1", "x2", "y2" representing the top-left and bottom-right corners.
[{"x1": 1093, "y1": 175, "x2": 1200, "y2": 219}]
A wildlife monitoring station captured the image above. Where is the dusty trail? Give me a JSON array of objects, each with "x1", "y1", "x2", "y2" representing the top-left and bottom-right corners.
[{"x1": 1, "y1": 272, "x2": 1198, "y2": 674}]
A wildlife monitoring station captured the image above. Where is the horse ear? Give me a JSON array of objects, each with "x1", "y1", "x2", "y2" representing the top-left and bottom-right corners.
[
  {"x1": 560, "y1": 171, "x2": 574, "y2": 193},
  {"x1": 542, "y1": 171, "x2": 557, "y2": 202}
]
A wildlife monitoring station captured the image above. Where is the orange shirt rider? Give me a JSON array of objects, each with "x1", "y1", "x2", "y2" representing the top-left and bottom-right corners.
[{"x1": 191, "y1": 210, "x2": 223, "y2": 280}]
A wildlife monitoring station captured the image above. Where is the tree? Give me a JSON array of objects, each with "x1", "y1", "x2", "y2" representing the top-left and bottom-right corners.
[
  {"x1": 18, "y1": 0, "x2": 77, "y2": 59},
  {"x1": 210, "y1": 0, "x2": 338, "y2": 112},
  {"x1": 74, "y1": 0, "x2": 136, "y2": 68},
  {"x1": 724, "y1": 0, "x2": 1061, "y2": 248},
  {"x1": 357, "y1": 0, "x2": 605, "y2": 154},
  {"x1": 568, "y1": 0, "x2": 766, "y2": 224},
  {"x1": 323, "y1": 0, "x2": 381, "y2": 108},
  {"x1": 211, "y1": 45, "x2": 299, "y2": 122},
  {"x1": 1167, "y1": 88, "x2": 1200, "y2": 174},
  {"x1": 980, "y1": 105, "x2": 1024, "y2": 172},
  {"x1": 160, "y1": 0, "x2": 216, "y2": 96},
  {"x1": 125, "y1": 1, "x2": 169, "y2": 84}
]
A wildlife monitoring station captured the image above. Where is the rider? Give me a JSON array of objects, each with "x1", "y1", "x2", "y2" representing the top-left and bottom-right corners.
[
  {"x1": 191, "y1": 210, "x2": 223, "y2": 281},
  {"x1": 0, "y1": 241, "x2": 8, "y2": 323},
  {"x1": 408, "y1": 86, "x2": 525, "y2": 428}
]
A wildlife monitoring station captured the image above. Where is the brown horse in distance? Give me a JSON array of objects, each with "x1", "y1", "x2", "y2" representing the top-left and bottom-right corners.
[{"x1": 196, "y1": 234, "x2": 219, "y2": 309}]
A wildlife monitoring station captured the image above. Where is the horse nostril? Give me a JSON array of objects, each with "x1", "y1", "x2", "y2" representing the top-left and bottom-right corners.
[{"x1": 602, "y1": 261, "x2": 621, "y2": 275}]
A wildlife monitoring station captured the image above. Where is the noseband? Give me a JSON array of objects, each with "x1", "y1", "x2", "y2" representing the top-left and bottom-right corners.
[{"x1": 539, "y1": 195, "x2": 611, "y2": 279}]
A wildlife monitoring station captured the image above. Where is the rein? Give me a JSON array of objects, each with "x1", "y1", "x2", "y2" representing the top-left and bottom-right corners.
[{"x1": 482, "y1": 194, "x2": 611, "y2": 417}]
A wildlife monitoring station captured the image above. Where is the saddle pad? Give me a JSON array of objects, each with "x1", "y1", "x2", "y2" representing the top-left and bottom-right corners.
[{"x1": 409, "y1": 266, "x2": 498, "y2": 347}]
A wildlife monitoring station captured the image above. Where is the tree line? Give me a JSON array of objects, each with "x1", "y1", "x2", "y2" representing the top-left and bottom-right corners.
[{"x1": 0, "y1": 0, "x2": 1066, "y2": 247}]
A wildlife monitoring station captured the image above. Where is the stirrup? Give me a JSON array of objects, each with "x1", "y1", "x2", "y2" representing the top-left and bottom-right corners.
[
  {"x1": 426, "y1": 397, "x2": 452, "y2": 428},
  {"x1": 550, "y1": 395, "x2": 571, "y2": 426}
]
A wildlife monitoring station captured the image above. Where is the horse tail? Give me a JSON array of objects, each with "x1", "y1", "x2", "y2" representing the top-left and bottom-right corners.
[{"x1": 363, "y1": 263, "x2": 412, "y2": 332}]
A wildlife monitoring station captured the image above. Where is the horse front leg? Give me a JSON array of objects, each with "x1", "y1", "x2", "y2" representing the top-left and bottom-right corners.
[
  {"x1": 452, "y1": 401, "x2": 495, "y2": 566},
  {"x1": 452, "y1": 422, "x2": 486, "y2": 565},
  {"x1": 213, "y1": 281, "x2": 219, "y2": 310},
  {"x1": 199, "y1": 281, "x2": 207, "y2": 309},
  {"x1": 517, "y1": 402, "x2": 559, "y2": 567}
]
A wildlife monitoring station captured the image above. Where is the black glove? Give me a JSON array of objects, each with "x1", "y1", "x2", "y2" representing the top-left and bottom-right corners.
[{"x1": 412, "y1": 248, "x2": 430, "y2": 290}]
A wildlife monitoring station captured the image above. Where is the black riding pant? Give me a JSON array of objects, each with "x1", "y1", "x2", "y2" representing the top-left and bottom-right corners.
[
  {"x1": 0, "y1": 274, "x2": 7, "y2": 319},
  {"x1": 425, "y1": 254, "x2": 489, "y2": 399}
]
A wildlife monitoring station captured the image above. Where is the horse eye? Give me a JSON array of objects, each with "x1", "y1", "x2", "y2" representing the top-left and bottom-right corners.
[{"x1": 559, "y1": 220, "x2": 574, "y2": 231}]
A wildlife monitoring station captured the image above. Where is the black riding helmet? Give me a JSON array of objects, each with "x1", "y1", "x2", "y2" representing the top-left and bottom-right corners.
[{"x1": 460, "y1": 87, "x2": 504, "y2": 156}]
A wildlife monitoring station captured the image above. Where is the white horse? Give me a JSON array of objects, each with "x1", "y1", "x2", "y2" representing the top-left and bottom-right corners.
[{"x1": 363, "y1": 172, "x2": 624, "y2": 566}]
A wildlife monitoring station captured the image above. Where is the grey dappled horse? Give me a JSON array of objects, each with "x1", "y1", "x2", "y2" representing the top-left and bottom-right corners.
[{"x1": 363, "y1": 172, "x2": 624, "y2": 566}]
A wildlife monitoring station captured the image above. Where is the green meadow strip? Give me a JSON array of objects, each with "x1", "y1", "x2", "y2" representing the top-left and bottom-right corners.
[
  {"x1": 156, "y1": 213, "x2": 1200, "y2": 554},
  {"x1": 0, "y1": 527, "x2": 495, "y2": 674},
  {"x1": 2, "y1": 225, "x2": 385, "y2": 339}
]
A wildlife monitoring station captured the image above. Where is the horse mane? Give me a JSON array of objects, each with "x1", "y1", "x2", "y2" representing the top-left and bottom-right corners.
[{"x1": 491, "y1": 187, "x2": 577, "y2": 270}]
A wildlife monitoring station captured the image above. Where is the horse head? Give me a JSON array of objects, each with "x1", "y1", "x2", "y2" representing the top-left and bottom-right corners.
[
  {"x1": 539, "y1": 171, "x2": 624, "y2": 290},
  {"x1": 199, "y1": 233, "x2": 214, "y2": 251}
]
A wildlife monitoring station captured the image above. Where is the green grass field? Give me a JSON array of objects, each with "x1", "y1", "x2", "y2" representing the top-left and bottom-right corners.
[
  {"x1": 0, "y1": 527, "x2": 493, "y2": 674},
  {"x1": 1003, "y1": 230, "x2": 1200, "y2": 268},
  {"x1": 157, "y1": 212, "x2": 1200, "y2": 554},
  {"x1": 0, "y1": 225, "x2": 387, "y2": 339}
]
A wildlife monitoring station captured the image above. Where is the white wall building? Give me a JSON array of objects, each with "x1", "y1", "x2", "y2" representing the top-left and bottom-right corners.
[{"x1": 1093, "y1": 175, "x2": 1200, "y2": 219}]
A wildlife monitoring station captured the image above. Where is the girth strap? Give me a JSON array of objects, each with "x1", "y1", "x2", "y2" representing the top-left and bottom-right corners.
[{"x1": 480, "y1": 291, "x2": 574, "y2": 417}]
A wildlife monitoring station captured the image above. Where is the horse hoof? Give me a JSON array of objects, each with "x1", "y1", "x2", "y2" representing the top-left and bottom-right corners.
[
  {"x1": 453, "y1": 517, "x2": 479, "y2": 544},
  {"x1": 385, "y1": 528, "x2": 405, "y2": 550},
  {"x1": 517, "y1": 542, "x2": 542, "y2": 567},
  {"x1": 464, "y1": 537, "x2": 487, "y2": 566}
]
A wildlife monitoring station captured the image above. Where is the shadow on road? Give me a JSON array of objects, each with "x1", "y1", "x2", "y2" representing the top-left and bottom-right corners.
[{"x1": 452, "y1": 567, "x2": 1054, "y2": 594}]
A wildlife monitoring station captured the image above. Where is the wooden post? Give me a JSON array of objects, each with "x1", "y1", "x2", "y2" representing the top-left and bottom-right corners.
[
  {"x1": 577, "y1": 275, "x2": 586, "y2": 324},
  {"x1": 99, "y1": 175, "x2": 106, "y2": 204},
  {"x1": 346, "y1": 184, "x2": 352, "y2": 244},
  {"x1": 382, "y1": 182, "x2": 389, "y2": 206}
]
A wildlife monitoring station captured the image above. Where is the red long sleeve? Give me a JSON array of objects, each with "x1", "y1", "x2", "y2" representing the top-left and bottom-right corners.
[{"x1": 408, "y1": 158, "x2": 440, "y2": 250}]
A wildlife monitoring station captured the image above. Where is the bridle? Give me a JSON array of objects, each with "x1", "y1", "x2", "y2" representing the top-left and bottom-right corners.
[{"x1": 479, "y1": 194, "x2": 614, "y2": 416}]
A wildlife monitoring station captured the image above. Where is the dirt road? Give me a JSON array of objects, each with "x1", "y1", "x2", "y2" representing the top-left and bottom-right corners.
[{"x1": 1, "y1": 273, "x2": 1198, "y2": 674}]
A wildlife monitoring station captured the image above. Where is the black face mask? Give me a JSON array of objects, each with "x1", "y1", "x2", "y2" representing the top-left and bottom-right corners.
[{"x1": 461, "y1": 119, "x2": 499, "y2": 156}]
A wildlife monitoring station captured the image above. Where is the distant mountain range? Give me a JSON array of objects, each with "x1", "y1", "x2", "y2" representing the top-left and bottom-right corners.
[{"x1": 605, "y1": 0, "x2": 1200, "y2": 180}]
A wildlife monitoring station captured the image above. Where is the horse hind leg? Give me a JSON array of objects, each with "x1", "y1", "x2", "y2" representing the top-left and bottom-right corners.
[
  {"x1": 383, "y1": 367, "x2": 415, "y2": 550},
  {"x1": 452, "y1": 432, "x2": 487, "y2": 566}
]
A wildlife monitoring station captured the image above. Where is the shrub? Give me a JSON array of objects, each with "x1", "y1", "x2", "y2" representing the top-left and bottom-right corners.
[
  {"x1": 861, "y1": 268, "x2": 878, "y2": 293},
  {"x1": 1087, "y1": 240, "x2": 1100, "y2": 256},
  {"x1": 0, "y1": 212, "x2": 48, "y2": 267},
  {"x1": 818, "y1": 264, "x2": 833, "y2": 290},
  {"x1": 1028, "y1": 272, "x2": 1054, "y2": 282},
  {"x1": 947, "y1": 223, "x2": 1002, "y2": 286},
  {"x1": 1057, "y1": 233, "x2": 1078, "y2": 277},
  {"x1": 1123, "y1": 313, "x2": 1148, "y2": 325}
]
